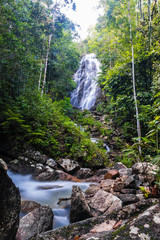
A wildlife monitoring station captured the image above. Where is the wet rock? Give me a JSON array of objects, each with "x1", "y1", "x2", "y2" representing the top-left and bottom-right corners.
[
  {"x1": 89, "y1": 189, "x2": 122, "y2": 216},
  {"x1": 0, "y1": 167, "x2": 21, "y2": 240},
  {"x1": 24, "y1": 150, "x2": 48, "y2": 164},
  {"x1": 57, "y1": 159, "x2": 80, "y2": 174},
  {"x1": 46, "y1": 158, "x2": 57, "y2": 169},
  {"x1": 9, "y1": 157, "x2": 37, "y2": 174},
  {"x1": 37, "y1": 185, "x2": 63, "y2": 190},
  {"x1": 119, "y1": 194, "x2": 140, "y2": 206},
  {"x1": 0, "y1": 158, "x2": 8, "y2": 171},
  {"x1": 70, "y1": 185, "x2": 92, "y2": 223},
  {"x1": 75, "y1": 168, "x2": 93, "y2": 179},
  {"x1": 54, "y1": 170, "x2": 81, "y2": 182},
  {"x1": 104, "y1": 169, "x2": 119, "y2": 180},
  {"x1": 34, "y1": 167, "x2": 55, "y2": 181},
  {"x1": 21, "y1": 201, "x2": 41, "y2": 213},
  {"x1": 16, "y1": 205, "x2": 53, "y2": 240}
]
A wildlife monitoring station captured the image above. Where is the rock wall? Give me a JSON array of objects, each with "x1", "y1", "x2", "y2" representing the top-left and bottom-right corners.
[{"x1": 0, "y1": 163, "x2": 21, "y2": 240}]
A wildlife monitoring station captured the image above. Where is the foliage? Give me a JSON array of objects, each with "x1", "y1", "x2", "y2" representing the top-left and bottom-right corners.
[{"x1": 0, "y1": 92, "x2": 108, "y2": 167}]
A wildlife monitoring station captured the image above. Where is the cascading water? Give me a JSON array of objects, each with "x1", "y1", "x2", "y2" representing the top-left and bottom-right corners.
[
  {"x1": 7, "y1": 170, "x2": 91, "y2": 229},
  {"x1": 71, "y1": 53, "x2": 101, "y2": 110}
]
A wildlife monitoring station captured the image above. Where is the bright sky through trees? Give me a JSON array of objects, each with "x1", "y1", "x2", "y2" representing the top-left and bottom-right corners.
[{"x1": 62, "y1": 0, "x2": 102, "y2": 39}]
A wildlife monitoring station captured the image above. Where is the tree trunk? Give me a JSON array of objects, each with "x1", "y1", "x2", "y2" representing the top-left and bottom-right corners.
[
  {"x1": 41, "y1": 34, "x2": 52, "y2": 96},
  {"x1": 148, "y1": 0, "x2": 152, "y2": 47},
  {"x1": 139, "y1": 0, "x2": 143, "y2": 19},
  {"x1": 128, "y1": 1, "x2": 142, "y2": 155},
  {"x1": 157, "y1": 0, "x2": 159, "y2": 13},
  {"x1": 38, "y1": 59, "x2": 43, "y2": 91}
]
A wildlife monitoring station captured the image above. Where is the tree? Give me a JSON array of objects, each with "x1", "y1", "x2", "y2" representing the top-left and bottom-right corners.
[{"x1": 128, "y1": 0, "x2": 141, "y2": 155}]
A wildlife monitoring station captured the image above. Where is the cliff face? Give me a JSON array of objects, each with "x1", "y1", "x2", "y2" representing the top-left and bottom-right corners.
[{"x1": 0, "y1": 163, "x2": 21, "y2": 240}]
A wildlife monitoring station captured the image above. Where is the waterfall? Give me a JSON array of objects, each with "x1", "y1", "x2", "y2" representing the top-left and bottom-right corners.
[{"x1": 71, "y1": 53, "x2": 101, "y2": 110}]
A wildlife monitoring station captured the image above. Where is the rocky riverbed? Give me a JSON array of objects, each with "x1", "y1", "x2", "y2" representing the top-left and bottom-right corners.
[{"x1": 1, "y1": 150, "x2": 160, "y2": 240}]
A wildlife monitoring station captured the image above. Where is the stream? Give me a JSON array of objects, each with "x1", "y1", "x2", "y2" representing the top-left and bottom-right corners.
[
  {"x1": 7, "y1": 170, "x2": 91, "y2": 229},
  {"x1": 7, "y1": 54, "x2": 106, "y2": 230}
]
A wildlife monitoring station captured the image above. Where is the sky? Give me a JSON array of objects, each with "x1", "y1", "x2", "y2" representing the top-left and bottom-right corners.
[{"x1": 62, "y1": 0, "x2": 102, "y2": 40}]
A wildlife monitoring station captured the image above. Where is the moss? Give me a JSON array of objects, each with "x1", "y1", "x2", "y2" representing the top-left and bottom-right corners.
[{"x1": 110, "y1": 224, "x2": 129, "y2": 239}]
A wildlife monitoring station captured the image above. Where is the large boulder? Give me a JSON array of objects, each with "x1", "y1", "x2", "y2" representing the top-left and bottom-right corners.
[
  {"x1": 70, "y1": 185, "x2": 93, "y2": 223},
  {"x1": 57, "y1": 159, "x2": 80, "y2": 174},
  {"x1": 16, "y1": 205, "x2": 53, "y2": 240},
  {"x1": 89, "y1": 189, "x2": 122, "y2": 216},
  {"x1": 32, "y1": 199, "x2": 159, "y2": 240},
  {"x1": 75, "y1": 168, "x2": 93, "y2": 179},
  {"x1": 21, "y1": 200, "x2": 41, "y2": 214},
  {"x1": 0, "y1": 166, "x2": 21, "y2": 240}
]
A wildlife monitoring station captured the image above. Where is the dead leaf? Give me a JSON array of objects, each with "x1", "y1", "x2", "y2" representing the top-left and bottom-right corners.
[{"x1": 113, "y1": 219, "x2": 122, "y2": 229}]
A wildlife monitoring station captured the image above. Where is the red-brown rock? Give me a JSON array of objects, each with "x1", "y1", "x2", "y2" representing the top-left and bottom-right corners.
[{"x1": 104, "y1": 169, "x2": 119, "y2": 180}]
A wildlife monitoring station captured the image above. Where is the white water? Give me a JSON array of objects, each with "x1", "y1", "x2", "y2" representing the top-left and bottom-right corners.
[
  {"x1": 91, "y1": 137, "x2": 110, "y2": 153},
  {"x1": 7, "y1": 170, "x2": 91, "y2": 229},
  {"x1": 71, "y1": 53, "x2": 101, "y2": 110}
]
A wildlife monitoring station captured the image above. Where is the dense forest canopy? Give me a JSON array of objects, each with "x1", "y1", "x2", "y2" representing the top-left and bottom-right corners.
[{"x1": 0, "y1": 0, "x2": 159, "y2": 168}]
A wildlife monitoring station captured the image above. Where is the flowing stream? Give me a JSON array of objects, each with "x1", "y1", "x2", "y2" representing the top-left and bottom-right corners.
[
  {"x1": 71, "y1": 53, "x2": 101, "y2": 110},
  {"x1": 7, "y1": 170, "x2": 91, "y2": 229}
]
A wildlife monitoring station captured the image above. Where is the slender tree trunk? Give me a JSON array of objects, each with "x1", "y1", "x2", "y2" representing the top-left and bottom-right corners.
[
  {"x1": 139, "y1": 0, "x2": 143, "y2": 19},
  {"x1": 128, "y1": 1, "x2": 142, "y2": 155},
  {"x1": 38, "y1": 59, "x2": 43, "y2": 91},
  {"x1": 136, "y1": 0, "x2": 139, "y2": 26},
  {"x1": 157, "y1": 0, "x2": 159, "y2": 12},
  {"x1": 148, "y1": 0, "x2": 152, "y2": 47},
  {"x1": 108, "y1": 35, "x2": 112, "y2": 69},
  {"x1": 41, "y1": 34, "x2": 52, "y2": 96}
]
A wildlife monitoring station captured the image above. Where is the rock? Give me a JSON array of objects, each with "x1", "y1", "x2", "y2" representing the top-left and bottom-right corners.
[
  {"x1": 0, "y1": 167, "x2": 21, "y2": 240},
  {"x1": 85, "y1": 184, "x2": 100, "y2": 196},
  {"x1": 46, "y1": 158, "x2": 57, "y2": 169},
  {"x1": 54, "y1": 170, "x2": 81, "y2": 182},
  {"x1": 119, "y1": 168, "x2": 133, "y2": 177},
  {"x1": 114, "y1": 162, "x2": 127, "y2": 171},
  {"x1": 70, "y1": 186, "x2": 93, "y2": 223},
  {"x1": 132, "y1": 162, "x2": 157, "y2": 175},
  {"x1": 24, "y1": 150, "x2": 48, "y2": 164},
  {"x1": 113, "y1": 179, "x2": 125, "y2": 192},
  {"x1": 35, "y1": 169, "x2": 81, "y2": 182},
  {"x1": 32, "y1": 199, "x2": 160, "y2": 240},
  {"x1": 0, "y1": 158, "x2": 8, "y2": 171},
  {"x1": 119, "y1": 194, "x2": 140, "y2": 206},
  {"x1": 89, "y1": 189, "x2": 122, "y2": 216},
  {"x1": 57, "y1": 159, "x2": 80, "y2": 174},
  {"x1": 104, "y1": 169, "x2": 119, "y2": 180},
  {"x1": 85, "y1": 175, "x2": 102, "y2": 183},
  {"x1": 21, "y1": 200, "x2": 41, "y2": 213},
  {"x1": 9, "y1": 157, "x2": 37, "y2": 174},
  {"x1": 34, "y1": 167, "x2": 55, "y2": 181},
  {"x1": 109, "y1": 203, "x2": 160, "y2": 239},
  {"x1": 100, "y1": 179, "x2": 114, "y2": 192},
  {"x1": 37, "y1": 185, "x2": 63, "y2": 190},
  {"x1": 124, "y1": 175, "x2": 136, "y2": 188},
  {"x1": 121, "y1": 189, "x2": 136, "y2": 194},
  {"x1": 75, "y1": 168, "x2": 93, "y2": 179},
  {"x1": 94, "y1": 168, "x2": 110, "y2": 177},
  {"x1": 16, "y1": 205, "x2": 53, "y2": 240}
]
